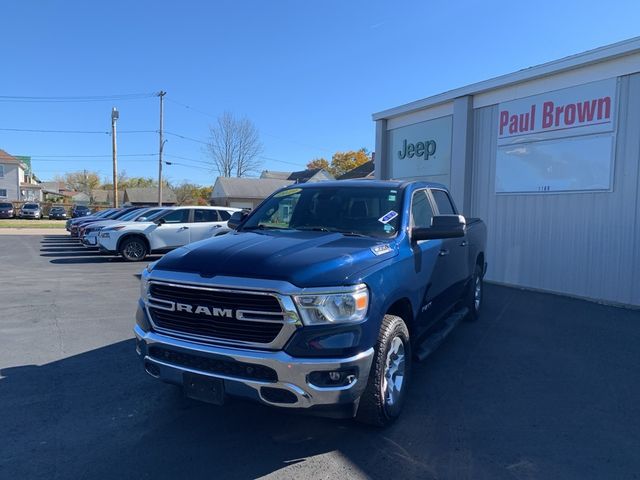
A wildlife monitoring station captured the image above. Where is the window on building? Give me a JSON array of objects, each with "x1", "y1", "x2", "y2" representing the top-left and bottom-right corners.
[
  {"x1": 410, "y1": 190, "x2": 434, "y2": 228},
  {"x1": 431, "y1": 189, "x2": 456, "y2": 214},
  {"x1": 0, "y1": 165, "x2": 4, "y2": 177},
  {"x1": 0, "y1": 189, "x2": 7, "y2": 198}
]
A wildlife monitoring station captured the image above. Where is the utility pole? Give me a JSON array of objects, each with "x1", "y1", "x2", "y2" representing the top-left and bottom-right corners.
[
  {"x1": 157, "y1": 91, "x2": 166, "y2": 206},
  {"x1": 111, "y1": 107, "x2": 119, "y2": 208}
]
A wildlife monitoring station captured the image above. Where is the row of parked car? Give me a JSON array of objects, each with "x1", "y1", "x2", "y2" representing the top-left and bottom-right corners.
[
  {"x1": 0, "y1": 202, "x2": 93, "y2": 220},
  {"x1": 66, "y1": 205, "x2": 241, "y2": 261}
]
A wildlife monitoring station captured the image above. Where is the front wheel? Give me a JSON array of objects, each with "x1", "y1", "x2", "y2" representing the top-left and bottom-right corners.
[
  {"x1": 355, "y1": 314, "x2": 411, "y2": 427},
  {"x1": 119, "y1": 237, "x2": 148, "y2": 262}
]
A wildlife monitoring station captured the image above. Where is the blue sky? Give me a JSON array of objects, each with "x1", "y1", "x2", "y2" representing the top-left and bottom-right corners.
[{"x1": 1, "y1": 0, "x2": 638, "y2": 185}]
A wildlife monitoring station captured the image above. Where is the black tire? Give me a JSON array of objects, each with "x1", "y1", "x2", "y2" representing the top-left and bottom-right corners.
[
  {"x1": 355, "y1": 314, "x2": 412, "y2": 427},
  {"x1": 119, "y1": 237, "x2": 148, "y2": 262},
  {"x1": 465, "y1": 264, "x2": 483, "y2": 321}
]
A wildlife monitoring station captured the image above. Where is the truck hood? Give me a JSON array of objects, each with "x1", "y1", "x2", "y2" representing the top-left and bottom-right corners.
[{"x1": 154, "y1": 230, "x2": 398, "y2": 288}]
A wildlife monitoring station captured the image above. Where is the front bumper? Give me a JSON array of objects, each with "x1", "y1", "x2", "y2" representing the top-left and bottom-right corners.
[
  {"x1": 0, "y1": 211, "x2": 13, "y2": 218},
  {"x1": 81, "y1": 234, "x2": 99, "y2": 247},
  {"x1": 134, "y1": 324, "x2": 374, "y2": 412}
]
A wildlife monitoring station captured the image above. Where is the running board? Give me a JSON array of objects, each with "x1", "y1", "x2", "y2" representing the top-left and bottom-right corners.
[{"x1": 415, "y1": 307, "x2": 469, "y2": 361}]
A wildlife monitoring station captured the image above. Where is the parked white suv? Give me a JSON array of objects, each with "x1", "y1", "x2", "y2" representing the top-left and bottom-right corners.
[{"x1": 97, "y1": 206, "x2": 239, "y2": 261}]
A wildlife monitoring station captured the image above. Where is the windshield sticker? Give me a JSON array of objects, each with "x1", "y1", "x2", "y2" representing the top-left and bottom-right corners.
[
  {"x1": 371, "y1": 244, "x2": 393, "y2": 256},
  {"x1": 388, "y1": 195, "x2": 396, "y2": 201},
  {"x1": 274, "y1": 188, "x2": 302, "y2": 198},
  {"x1": 384, "y1": 224, "x2": 393, "y2": 233},
  {"x1": 378, "y1": 210, "x2": 398, "y2": 224}
]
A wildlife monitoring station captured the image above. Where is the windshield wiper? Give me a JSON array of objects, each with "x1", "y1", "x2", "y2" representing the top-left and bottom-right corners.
[
  {"x1": 242, "y1": 225, "x2": 283, "y2": 231},
  {"x1": 295, "y1": 226, "x2": 331, "y2": 232}
]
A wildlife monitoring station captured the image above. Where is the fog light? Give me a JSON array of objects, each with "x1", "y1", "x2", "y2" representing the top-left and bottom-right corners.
[{"x1": 308, "y1": 368, "x2": 358, "y2": 388}]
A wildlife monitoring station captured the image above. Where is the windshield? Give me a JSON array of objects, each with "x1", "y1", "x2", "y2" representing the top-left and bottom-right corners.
[
  {"x1": 93, "y1": 209, "x2": 113, "y2": 218},
  {"x1": 23, "y1": 204, "x2": 38, "y2": 210},
  {"x1": 241, "y1": 186, "x2": 402, "y2": 238},
  {"x1": 139, "y1": 208, "x2": 167, "y2": 221},
  {"x1": 0, "y1": 203, "x2": 12, "y2": 208},
  {"x1": 120, "y1": 208, "x2": 148, "y2": 221},
  {"x1": 75, "y1": 206, "x2": 89, "y2": 211}
]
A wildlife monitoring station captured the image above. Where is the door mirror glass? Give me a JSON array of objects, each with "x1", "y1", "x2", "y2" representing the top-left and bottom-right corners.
[
  {"x1": 412, "y1": 215, "x2": 465, "y2": 241},
  {"x1": 228, "y1": 210, "x2": 249, "y2": 229},
  {"x1": 154, "y1": 217, "x2": 166, "y2": 226}
]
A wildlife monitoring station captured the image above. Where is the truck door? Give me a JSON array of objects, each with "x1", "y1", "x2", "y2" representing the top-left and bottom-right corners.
[
  {"x1": 410, "y1": 189, "x2": 449, "y2": 330},
  {"x1": 429, "y1": 188, "x2": 469, "y2": 307}
]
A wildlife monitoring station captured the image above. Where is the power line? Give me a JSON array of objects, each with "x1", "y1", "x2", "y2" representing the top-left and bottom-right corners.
[
  {"x1": 165, "y1": 131, "x2": 209, "y2": 145},
  {"x1": 165, "y1": 97, "x2": 333, "y2": 153},
  {"x1": 0, "y1": 93, "x2": 157, "y2": 103},
  {"x1": 0, "y1": 127, "x2": 156, "y2": 134},
  {"x1": 27, "y1": 153, "x2": 156, "y2": 158}
]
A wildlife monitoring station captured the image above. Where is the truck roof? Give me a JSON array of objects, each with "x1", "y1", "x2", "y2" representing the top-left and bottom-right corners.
[{"x1": 285, "y1": 179, "x2": 447, "y2": 190}]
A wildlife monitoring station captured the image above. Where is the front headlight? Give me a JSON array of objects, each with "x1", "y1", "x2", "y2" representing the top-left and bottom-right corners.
[
  {"x1": 293, "y1": 285, "x2": 369, "y2": 325},
  {"x1": 140, "y1": 268, "x2": 151, "y2": 301}
]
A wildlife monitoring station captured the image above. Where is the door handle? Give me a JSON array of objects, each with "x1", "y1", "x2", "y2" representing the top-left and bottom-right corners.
[
  {"x1": 438, "y1": 249, "x2": 449, "y2": 256},
  {"x1": 179, "y1": 226, "x2": 189, "y2": 231},
  {"x1": 460, "y1": 240, "x2": 468, "y2": 247}
]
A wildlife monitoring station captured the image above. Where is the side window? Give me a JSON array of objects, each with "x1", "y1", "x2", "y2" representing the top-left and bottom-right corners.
[
  {"x1": 161, "y1": 209, "x2": 190, "y2": 224},
  {"x1": 410, "y1": 190, "x2": 434, "y2": 228},
  {"x1": 431, "y1": 189, "x2": 456, "y2": 215},
  {"x1": 217, "y1": 210, "x2": 231, "y2": 221},
  {"x1": 193, "y1": 209, "x2": 220, "y2": 223}
]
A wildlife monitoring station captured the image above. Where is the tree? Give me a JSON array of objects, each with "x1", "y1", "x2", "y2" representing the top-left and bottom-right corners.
[
  {"x1": 54, "y1": 170, "x2": 101, "y2": 193},
  {"x1": 306, "y1": 158, "x2": 330, "y2": 171},
  {"x1": 173, "y1": 183, "x2": 213, "y2": 205},
  {"x1": 206, "y1": 111, "x2": 263, "y2": 178},
  {"x1": 306, "y1": 148, "x2": 371, "y2": 177}
]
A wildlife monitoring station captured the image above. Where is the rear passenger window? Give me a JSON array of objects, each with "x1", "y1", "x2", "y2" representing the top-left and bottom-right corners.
[
  {"x1": 217, "y1": 210, "x2": 231, "y2": 221},
  {"x1": 431, "y1": 189, "x2": 456, "y2": 215},
  {"x1": 411, "y1": 190, "x2": 434, "y2": 228},
  {"x1": 193, "y1": 209, "x2": 220, "y2": 222},
  {"x1": 161, "y1": 209, "x2": 190, "y2": 224}
]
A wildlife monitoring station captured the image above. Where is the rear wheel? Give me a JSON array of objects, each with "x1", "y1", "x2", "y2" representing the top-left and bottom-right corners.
[
  {"x1": 119, "y1": 237, "x2": 148, "y2": 262},
  {"x1": 465, "y1": 264, "x2": 483, "y2": 321},
  {"x1": 355, "y1": 314, "x2": 411, "y2": 427}
]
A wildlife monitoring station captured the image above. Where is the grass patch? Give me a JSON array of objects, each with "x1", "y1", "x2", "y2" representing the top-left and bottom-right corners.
[{"x1": 0, "y1": 219, "x2": 67, "y2": 229}]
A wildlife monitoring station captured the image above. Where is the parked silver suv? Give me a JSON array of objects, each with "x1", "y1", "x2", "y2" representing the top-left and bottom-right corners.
[{"x1": 19, "y1": 203, "x2": 42, "y2": 219}]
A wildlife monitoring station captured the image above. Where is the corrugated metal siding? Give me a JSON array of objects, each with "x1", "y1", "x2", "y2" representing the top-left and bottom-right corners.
[{"x1": 470, "y1": 74, "x2": 640, "y2": 306}]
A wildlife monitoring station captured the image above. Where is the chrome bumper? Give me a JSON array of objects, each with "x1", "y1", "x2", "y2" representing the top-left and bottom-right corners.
[{"x1": 134, "y1": 325, "x2": 374, "y2": 410}]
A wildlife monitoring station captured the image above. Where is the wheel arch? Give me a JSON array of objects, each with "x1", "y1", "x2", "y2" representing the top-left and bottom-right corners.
[
  {"x1": 385, "y1": 297, "x2": 414, "y2": 338},
  {"x1": 117, "y1": 233, "x2": 150, "y2": 254}
]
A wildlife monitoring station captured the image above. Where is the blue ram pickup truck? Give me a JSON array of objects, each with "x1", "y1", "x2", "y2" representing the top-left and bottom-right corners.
[{"x1": 135, "y1": 180, "x2": 487, "y2": 426}]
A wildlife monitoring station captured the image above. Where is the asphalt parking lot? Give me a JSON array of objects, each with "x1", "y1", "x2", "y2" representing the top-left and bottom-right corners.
[{"x1": 1, "y1": 234, "x2": 639, "y2": 480}]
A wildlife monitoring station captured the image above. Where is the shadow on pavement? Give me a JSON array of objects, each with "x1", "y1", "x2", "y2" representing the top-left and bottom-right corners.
[
  {"x1": 2, "y1": 285, "x2": 639, "y2": 479},
  {"x1": 0, "y1": 340, "x2": 438, "y2": 480}
]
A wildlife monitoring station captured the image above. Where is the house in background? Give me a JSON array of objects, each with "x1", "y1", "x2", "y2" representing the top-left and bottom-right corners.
[
  {"x1": 211, "y1": 177, "x2": 293, "y2": 209},
  {"x1": 0, "y1": 149, "x2": 43, "y2": 202},
  {"x1": 260, "y1": 168, "x2": 334, "y2": 184},
  {"x1": 337, "y1": 160, "x2": 375, "y2": 180},
  {"x1": 122, "y1": 187, "x2": 176, "y2": 206}
]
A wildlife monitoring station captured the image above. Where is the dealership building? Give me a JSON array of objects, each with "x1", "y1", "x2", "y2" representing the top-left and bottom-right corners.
[{"x1": 373, "y1": 37, "x2": 640, "y2": 307}]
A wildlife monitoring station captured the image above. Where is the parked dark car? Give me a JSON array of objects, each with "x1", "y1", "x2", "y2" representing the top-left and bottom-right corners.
[
  {"x1": 71, "y1": 205, "x2": 92, "y2": 218},
  {"x1": 19, "y1": 203, "x2": 42, "y2": 219},
  {"x1": 0, "y1": 202, "x2": 15, "y2": 219},
  {"x1": 48, "y1": 206, "x2": 68, "y2": 220}
]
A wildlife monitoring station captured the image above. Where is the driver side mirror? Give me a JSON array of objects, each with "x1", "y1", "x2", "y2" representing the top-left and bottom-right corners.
[
  {"x1": 154, "y1": 217, "x2": 166, "y2": 226},
  {"x1": 412, "y1": 215, "x2": 466, "y2": 241},
  {"x1": 228, "y1": 210, "x2": 249, "y2": 230}
]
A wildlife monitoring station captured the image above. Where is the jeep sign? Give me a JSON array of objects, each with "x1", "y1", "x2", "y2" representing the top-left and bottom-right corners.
[{"x1": 388, "y1": 115, "x2": 452, "y2": 184}]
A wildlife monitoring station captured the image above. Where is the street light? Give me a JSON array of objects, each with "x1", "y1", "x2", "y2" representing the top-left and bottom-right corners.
[{"x1": 111, "y1": 107, "x2": 119, "y2": 208}]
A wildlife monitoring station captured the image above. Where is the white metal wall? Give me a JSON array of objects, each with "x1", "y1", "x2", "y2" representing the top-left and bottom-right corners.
[{"x1": 470, "y1": 74, "x2": 640, "y2": 306}]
